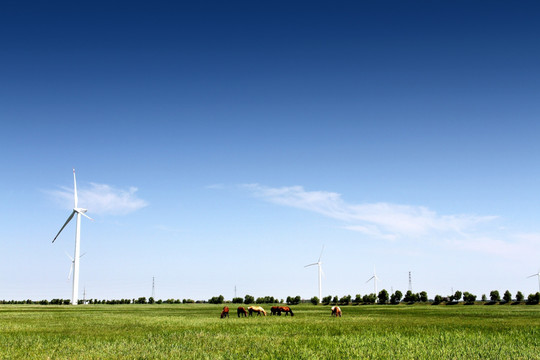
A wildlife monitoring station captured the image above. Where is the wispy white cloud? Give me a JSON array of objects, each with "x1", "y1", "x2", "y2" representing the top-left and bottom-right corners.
[
  {"x1": 451, "y1": 233, "x2": 540, "y2": 261},
  {"x1": 205, "y1": 184, "x2": 226, "y2": 189},
  {"x1": 49, "y1": 183, "x2": 148, "y2": 215},
  {"x1": 243, "y1": 184, "x2": 496, "y2": 240},
  {"x1": 154, "y1": 224, "x2": 184, "y2": 233}
]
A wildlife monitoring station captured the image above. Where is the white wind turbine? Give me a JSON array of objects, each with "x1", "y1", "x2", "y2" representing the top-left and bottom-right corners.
[
  {"x1": 52, "y1": 169, "x2": 93, "y2": 305},
  {"x1": 366, "y1": 267, "x2": 379, "y2": 295},
  {"x1": 305, "y1": 245, "x2": 324, "y2": 302},
  {"x1": 66, "y1": 251, "x2": 86, "y2": 281},
  {"x1": 528, "y1": 269, "x2": 540, "y2": 292}
]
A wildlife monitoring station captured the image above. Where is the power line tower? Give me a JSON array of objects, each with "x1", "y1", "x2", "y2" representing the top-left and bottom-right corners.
[
  {"x1": 408, "y1": 271, "x2": 412, "y2": 292},
  {"x1": 152, "y1": 276, "x2": 155, "y2": 299}
]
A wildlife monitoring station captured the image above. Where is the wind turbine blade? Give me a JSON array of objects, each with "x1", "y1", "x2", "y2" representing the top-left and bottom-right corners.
[
  {"x1": 68, "y1": 263, "x2": 73, "y2": 280},
  {"x1": 366, "y1": 276, "x2": 374, "y2": 283},
  {"x1": 73, "y1": 168, "x2": 78, "y2": 208},
  {"x1": 80, "y1": 212, "x2": 94, "y2": 221},
  {"x1": 305, "y1": 263, "x2": 318, "y2": 267},
  {"x1": 528, "y1": 274, "x2": 539, "y2": 278},
  {"x1": 52, "y1": 210, "x2": 76, "y2": 243},
  {"x1": 80, "y1": 252, "x2": 87, "y2": 258},
  {"x1": 65, "y1": 251, "x2": 74, "y2": 261},
  {"x1": 318, "y1": 245, "x2": 325, "y2": 262}
]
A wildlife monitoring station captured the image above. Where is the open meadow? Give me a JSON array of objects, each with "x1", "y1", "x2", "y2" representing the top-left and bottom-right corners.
[{"x1": 1, "y1": 304, "x2": 539, "y2": 359}]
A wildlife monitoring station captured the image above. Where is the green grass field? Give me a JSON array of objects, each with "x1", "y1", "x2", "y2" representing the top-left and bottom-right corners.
[{"x1": 1, "y1": 304, "x2": 539, "y2": 359}]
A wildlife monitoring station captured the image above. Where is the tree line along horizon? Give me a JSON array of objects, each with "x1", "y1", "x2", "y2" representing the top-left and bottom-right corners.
[{"x1": 2, "y1": 289, "x2": 540, "y2": 306}]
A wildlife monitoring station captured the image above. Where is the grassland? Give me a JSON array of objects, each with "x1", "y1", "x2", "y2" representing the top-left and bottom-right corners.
[{"x1": 1, "y1": 303, "x2": 539, "y2": 359}]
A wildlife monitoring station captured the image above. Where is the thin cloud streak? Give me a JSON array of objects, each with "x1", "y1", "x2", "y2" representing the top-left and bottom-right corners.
[
  {"x1": 451, "y1": 233, "x2": 540, "y2": 261},
  {"x1": 49, "y1": 183, "x2": 148, "y2": 215},
  {"x1": 243, "y1": 184, "x2": 497, "y2": 240}
]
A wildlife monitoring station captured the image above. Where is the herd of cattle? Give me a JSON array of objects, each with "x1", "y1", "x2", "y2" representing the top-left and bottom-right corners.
[{"x1": 220, "y1": 305, "x2": 342, "y2": 318}]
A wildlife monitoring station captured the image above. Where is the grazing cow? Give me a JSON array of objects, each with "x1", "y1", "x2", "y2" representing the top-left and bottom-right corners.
[
  {"x1": 278, "y1": 306, "x2": 294, "y2": 316},
  {"x1": 270, "y1": 306, "x2": 280, "y2": 315},
  {"x1": 248, "y1": 306, "x2": 267, "y2": 316},
  {"x1": 237, "y1": 306, "x2": 248, "y2": 317},
  {"x1": 331, "y1": 306, "x2": 342, "y2": 317},
  {"x1": 220, "y1": 306, "x2": 229, "y2": 318}
]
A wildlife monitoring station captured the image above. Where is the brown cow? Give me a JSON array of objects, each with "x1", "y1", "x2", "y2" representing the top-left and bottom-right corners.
[
  {"x1": 237, "y1": 306, "x2": 248, "y2": 317},
  {"x1": 270, "y1": 306, "x2": 280, "y2": 315},
  {"x1": 331, "y1": 306, "x2": 342, "y2": 317},
  {"x1": 278, "y1": 306, "x2": 294, "y2": 316},
  {"x1": 220, "y1": 306, "x2": 229, "y2": 318}
]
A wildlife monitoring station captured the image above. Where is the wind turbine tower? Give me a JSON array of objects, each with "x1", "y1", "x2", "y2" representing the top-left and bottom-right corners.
[
  {"x1": 408, "y1": 271, "x2": 412, "y2": 292},
  {"x1": 305, "y1": 245, "x2": 324, "y2": 302},
  {"x1": 52, "y1": 169, "x2": 93, "y2": 305}
]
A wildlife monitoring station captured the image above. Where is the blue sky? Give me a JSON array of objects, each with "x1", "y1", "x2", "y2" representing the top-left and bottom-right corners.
[{"x1": 1, "y1": 1, "x2": 540, "y2": 302}]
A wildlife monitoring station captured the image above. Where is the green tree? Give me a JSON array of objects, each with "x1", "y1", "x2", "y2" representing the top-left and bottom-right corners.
[
  {"x1": 332, "y1": 296, "x2": 338, "y2": 305},
  {"x1": 503, "y1": 290, "x2": 512, "y2": 303},
  {"x1": 419, "y1": 291, "x2": 428, "y2": 302},
  {"x1": 516, "y1": 291, "x2": 524, "y2": 303},
  {"x1": 527, "y1": 292, "x2": 540, "y2": 304},
  {"x1": 353, "y1": 294, "x2": 362, "y2": 305},
  {"x1": 433, "y1": 295, "x2": 442, "y2": 304},
  {"x1": 148, "y1": 297, "x2": 155, "y2": 304},
  {"x1": 322, "y1": 296, "x2": 332, "y2": 305},
  {"x1": 453, "y1": 291, "x2": 462, "y2": 302},
  {"x1": 378, "y1": 289, "x2": 389, "y2": 304},
  {"x1": 208, "y1": 295, "x2": 224, "y2": 304},
  {"x1": 363, "y1": 294, "x2": 377, "y2": 304},
  {"x1": 390, "y1": 290, "x2": 402, "y2": 304},
  {"x1": 339, "y1": 295, "x2": 351, "y2": 305},
  {"x1": 232, "y1": 297, "x2": 243, "y2": 304},
  {"x1": 463, "y1": 292, "x2": 476, "y2": 304},
  {"x1": 404, "y1": 290, "x2": 418, "y2": 303},
  {"x1": 244, "y1": 295, "x2": 254, "y2": 304},
  {"x1": 490, "y1": 290, "x2": 500, "y2": 302},
  {"x1": 286, "y1": 296, "x2": 301, "y2": 305},
  {"x1": 310, "y1": 296, "x2": 319, "y2": 305}
]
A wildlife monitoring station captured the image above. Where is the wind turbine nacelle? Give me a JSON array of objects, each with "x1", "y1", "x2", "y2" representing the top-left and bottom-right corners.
[{"x1": 74, "y1": 208, "x2": 88, "y2": 214}]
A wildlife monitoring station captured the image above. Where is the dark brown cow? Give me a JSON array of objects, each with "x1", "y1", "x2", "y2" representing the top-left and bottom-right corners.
[
  {"x1": 270, "y1": 306, "x2": 280, "y2": 315},
  {"x1": 237, "y1": 306, "x2": 248, "y2": 317}
]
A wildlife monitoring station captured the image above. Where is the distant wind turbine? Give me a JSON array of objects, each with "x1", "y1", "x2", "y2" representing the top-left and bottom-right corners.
[
  {"x1": 305, "y1": 245, "x2": 324, "y2": 302},
  {"x1": 52, "y1": 169, "x2": 93, "y2": 305},
  {"x1": 366, "y1": 267, "x2": 379, "y2": 295},
  {"x1": 528, "y1": 270, "x2": 540, "y2": 292},
  {"x1": 66, "y1": 251, "x2": 86, "y2": 281}
]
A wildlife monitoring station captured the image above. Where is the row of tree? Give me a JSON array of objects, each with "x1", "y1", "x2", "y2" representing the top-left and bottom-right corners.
[
  {"x1": 2, "y1": 290, "x2": 539, "y2": 306},
  {"x1": 215, "y1": 295, "x2": 298, "y2": 305},
  {"x1": 0, "y1": 297, "x2": 199, "y2": 305},
  {"x1": 309, "y1": 290, "x2": 540, "y2": 305}
]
